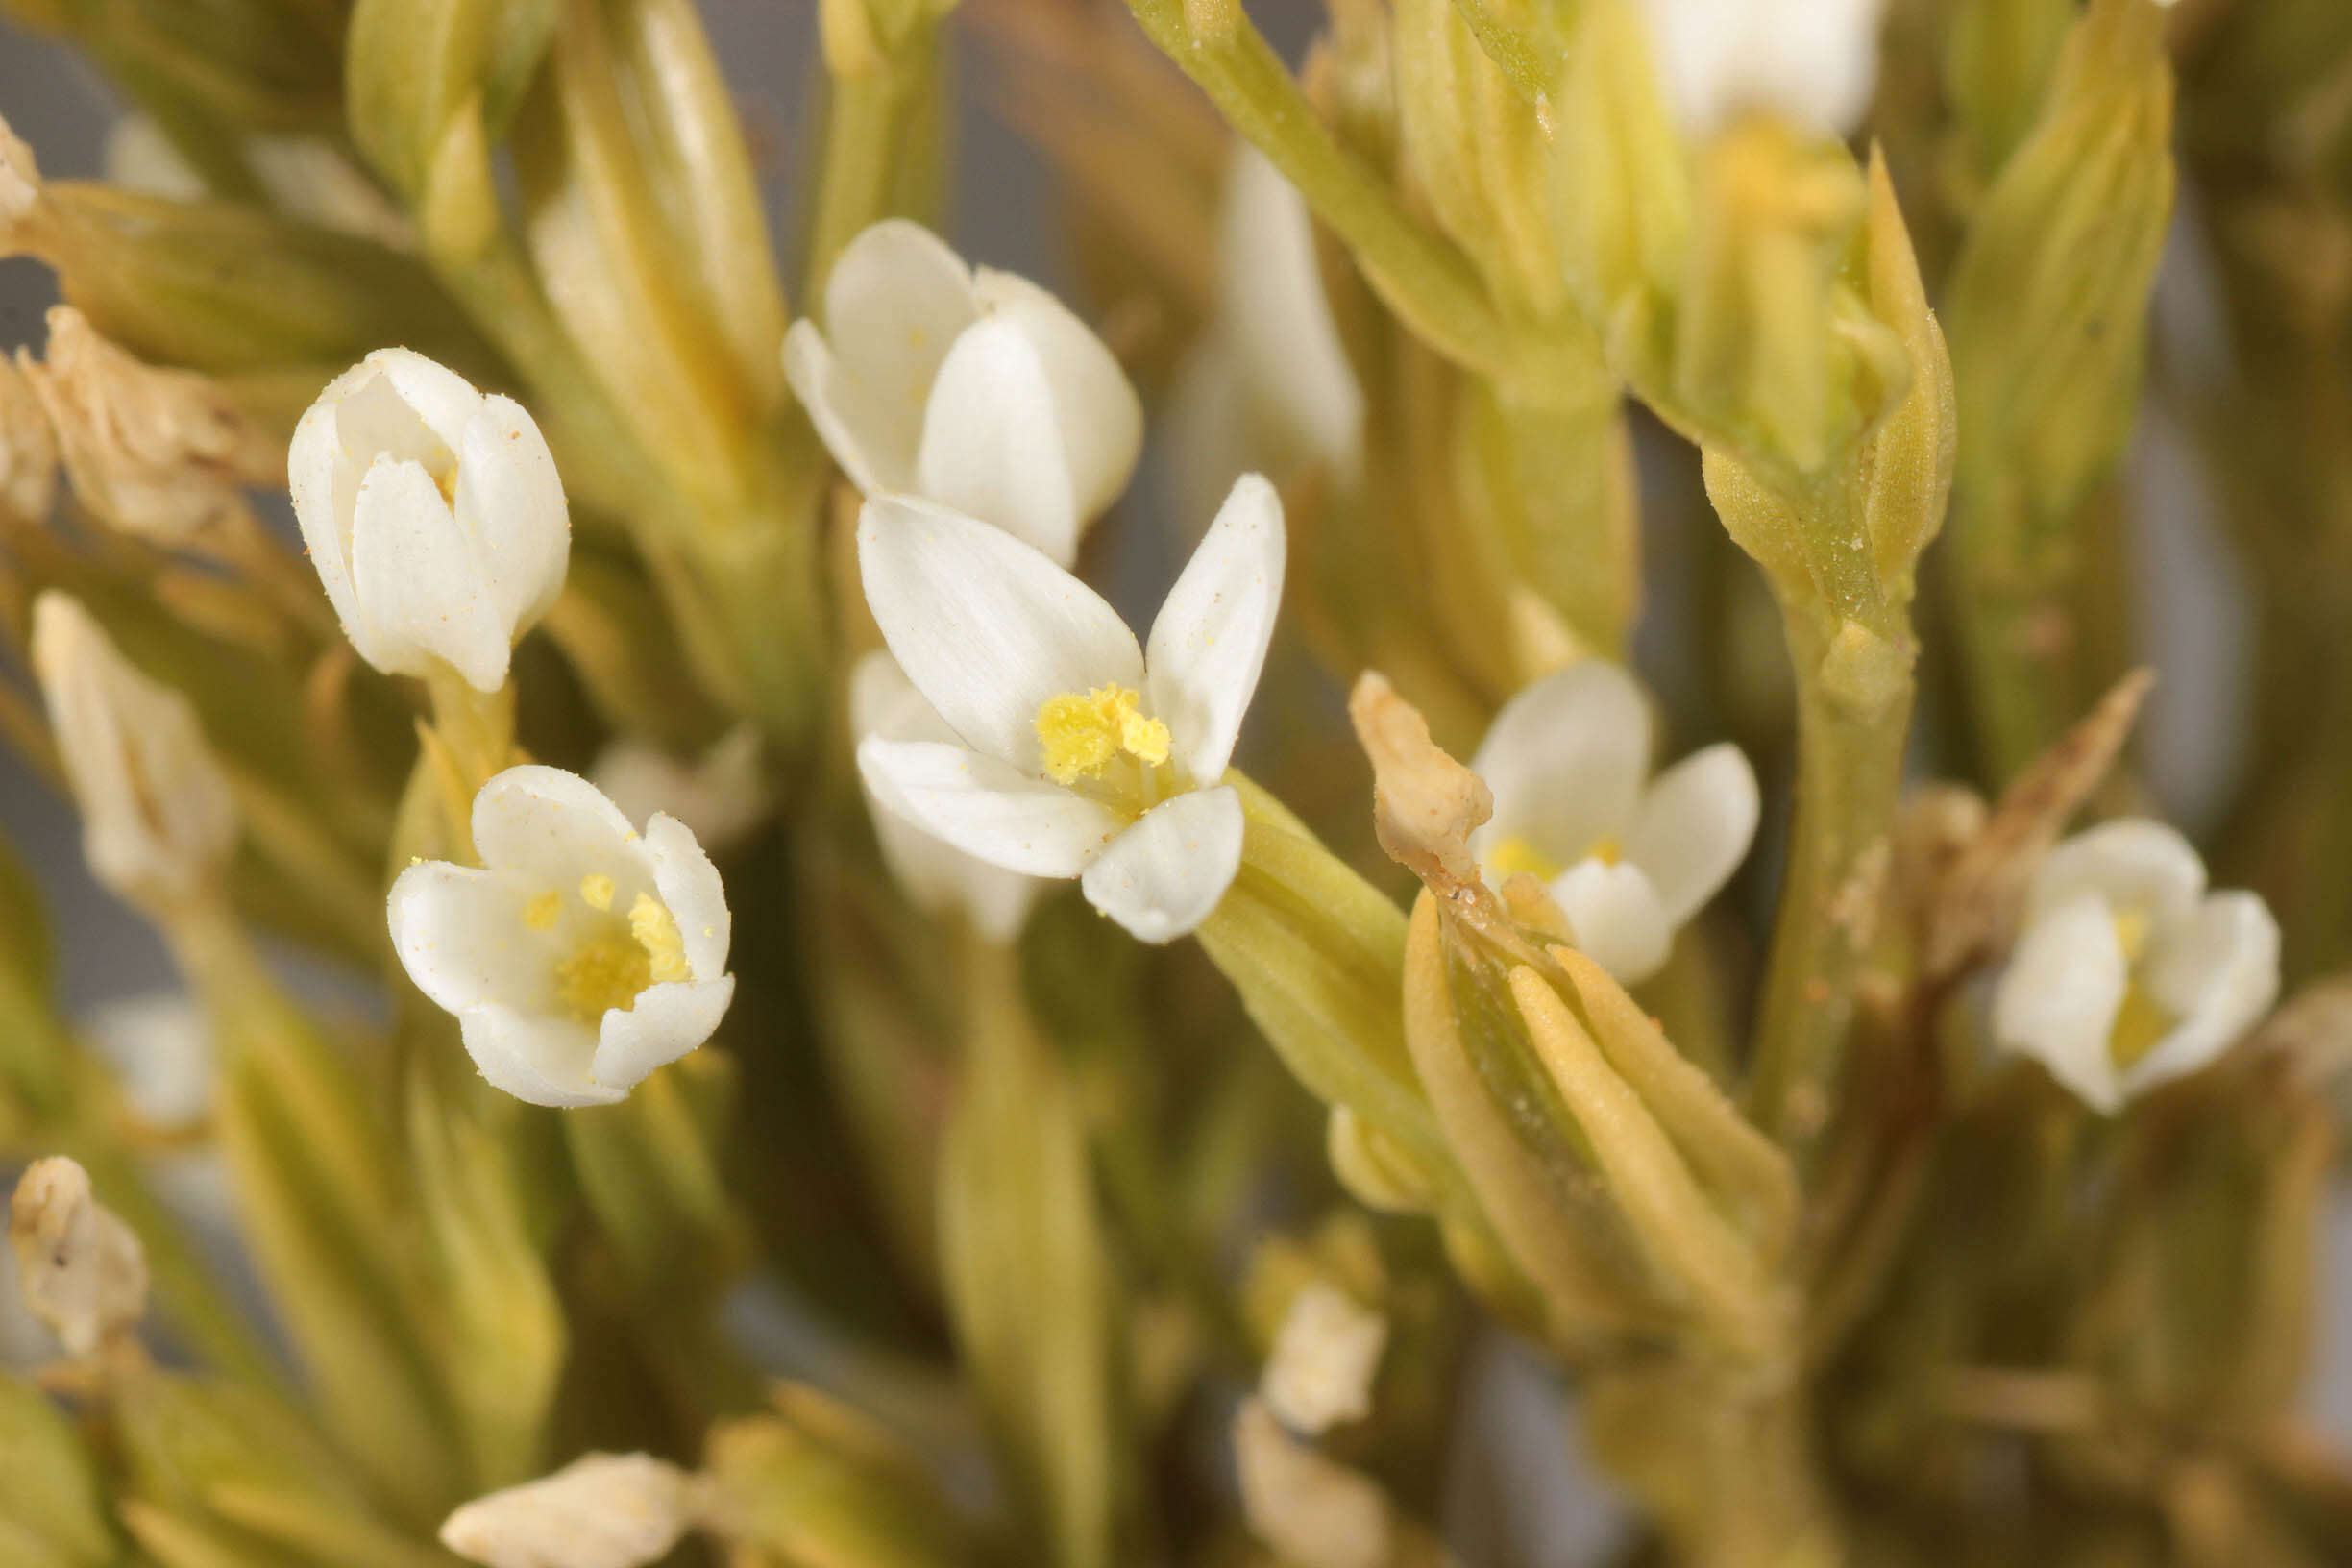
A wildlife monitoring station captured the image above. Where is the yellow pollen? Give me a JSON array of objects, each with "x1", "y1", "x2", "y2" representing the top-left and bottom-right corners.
[
  {"x1": 2110, "y1": 908, "x2": 2151, "y2": 965},
  {"x1": 522, "y1": 891, "x2": 561, "y2": 931},
  {"x1": 1487, "y1": 835, "x2": 1563, "y2": 882},
  {"x1": 629, "y1": 893, "x2": 693, "y2": 985},
  {"x1": 1587, "y1": 835, "x2": 1624, "y2": 867},
  {"x1": 2108, "y1": 984, "x2": 2175, "y2": 1070},
  {"x1": 554, "y1": 935, "x2": 652, "y2": 1022},
  {"x1": 579, "y1": 873, "x2": 616, "y2": 912},
  {"x1": 1036, "y1": 685, "x2": 1172, "y2": 785}
]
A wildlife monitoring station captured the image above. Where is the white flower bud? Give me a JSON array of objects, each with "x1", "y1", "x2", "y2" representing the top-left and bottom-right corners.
[
  {"x1": 440, "y1": 1453, "x2": 699, "y2": 1568},
  {"x1": 784, "y1": 220, "x2": 1142, "y2": 567},
  {"x1": 0, "y1": 350, "x2": 57, "y2": 521},
  {"x1": 1233, "y1": 1399, "x2": 1393, "y2": 1568},
  {"x1": 32, "y1": 592, "x2": 238, "y2": 913},
  {"x1": 389, "y1": 766, "x2": 735, "y2": 1109},
  {"x1": 22, "y1": 306, "x2": 281, "y2": 544},
  {"x1": 8, "y1": 1157, "x2": 149, "y2": 1358},
  {"x1": 289, "y1": 349, "x2": 570, "y2": 693},
  {"x1": 1635, "y1": 0, "x2": 1890, "y2": 139},
  {"x1": 1262, "y1": 1284, "x2": 1387, "y2": 1437}
]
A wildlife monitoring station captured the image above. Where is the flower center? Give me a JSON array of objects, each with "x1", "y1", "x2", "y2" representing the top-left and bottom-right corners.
[
  {"x1": 2105, "y1": 907, "x2": 2174, "y2": 1070},
  {"x1": 1486, "y1": 834, "x2": 1622, "y2": 883},
  {"x1": 533, "y1": 873, "x2": 695, "y2": 1023},
  {"x1": 1036, "y1": 685, "x2": 1171, "y2": 786}
]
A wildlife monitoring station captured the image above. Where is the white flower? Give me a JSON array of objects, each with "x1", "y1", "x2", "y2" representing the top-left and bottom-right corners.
[
  {"x1": 1993, "y1": 819, "x2": 2279, "y2": 1115},
  {"x1": 388, "y1": 766, "x2": 735, "y2": 1109},
  {"x1": 1166, "y1": 145, "x2": 1363, "y2": 527},
  {"x1": 440, "y1": 1452, "x2": 699, "y2": 1568},
  {"x1": 1262, "y1": 1284, "x2": 1387, "y2": 1437},
  {"x1": 782, "y1": 220, "x2": 1142, "y2": 566},
  {"x1": 32, "y1": 591, "x2": 238, "y2": 913},
  {"x1": 851, "y1": 650, "x2": 1041, "y2": 943},
  {"x1": 854, "y1": 475, "x2": 1285, "y2": 944},
  {"x1": 1635, "y1": 0, "x2": 1890, "y2": 138},
  {"x1": 589, "y1": 724, "x2": 772, "y2": 855},
  {"x1": 289, "y1": 349, "x2": 570, "y2": 693},
  {"x1": 1468, "y1": 660, "x2": 1757, "y2": 984}
]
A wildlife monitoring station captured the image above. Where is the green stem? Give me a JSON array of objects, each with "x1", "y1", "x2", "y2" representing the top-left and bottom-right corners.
[
  {"x1": 1117, "y1": 0, "x2": 1523, "y2": 382},
  {"x1": 1744, "y1": 604, "x2": 1915, "y2": 1151},
  {"x1": 804, "y1": 32, "x2": 944, "y2": 300}
]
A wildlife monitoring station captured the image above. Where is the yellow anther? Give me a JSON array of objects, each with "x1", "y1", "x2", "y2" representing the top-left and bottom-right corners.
[
  {"x1": 629, "y1": 893, "x2": 692, "y2": 985},
  {"x1": 2111, "y1": 908, "x2": 2151, "y2": 965},
  {"x1": 2108, "y1": 984, "x2": 2175, "y2": 1069},
  {"x1": 554, "y1": 935, "x2": 651, "y2": 1022},
  {"x1": 579, "y1": 872, "x2": 616, "y2": 912},
  {"x1": 522, "y1": 891, "x2": 561, "y2": 931},
  {"x1": 1586, "y1": 835, "x2": 1624, "y2": 867},
  {"x1": 1036, "y1": 685, "x2": 1170, "y2": 785},
  {"x1": 1487, "y1": 835, "x2": 1563, "y2": 882}
]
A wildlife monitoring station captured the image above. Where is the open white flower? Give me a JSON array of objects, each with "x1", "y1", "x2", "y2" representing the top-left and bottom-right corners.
[
  {"x1": 783, "y1": 220, "x2": 1142, "y2": 566},
  {"x1": 388, "y1": 766, "x2": 734, "y2": 1109},
  {"x1": 32, "y1": 591, "x2": 238, "y2": 914},
  {"x1": 851, "y1": 650, "x2": 1041, "y2": 944},
  {"x1": 1468, "y1": 660, "x2": 1757, "y2": 984},
  {"x1": 855, "y1": 475, "x2": 1284, "y2": 944},
  {"x1": 1993, "y1": 819, "x2": 2278, "y2": 1115},
  {"x1": 1635, "y1": 0, "x2": 1890, "y2": 138},
  {"x1": 290, "y1": 349, "x2": 569, "y2": 693}
]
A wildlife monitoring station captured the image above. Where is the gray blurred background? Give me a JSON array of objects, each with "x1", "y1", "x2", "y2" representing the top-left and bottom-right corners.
[{"x1": 3, "y1": 4, "x2": 2349, "y2": 1557}]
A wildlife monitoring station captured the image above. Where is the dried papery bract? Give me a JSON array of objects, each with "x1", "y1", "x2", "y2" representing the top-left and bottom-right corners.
[
  {"x1": 21, "y1": 306, "x2": 281, "y2": 544},
  {"x1": 31, "y1": 592, "x2": 238, "y2": 918},
  {"x1": 8, "y1": 1157, "x2": 148, "y2": 1360},
  {"x1": 0, "y1": 351, "x2": 58, "y2": 519}
]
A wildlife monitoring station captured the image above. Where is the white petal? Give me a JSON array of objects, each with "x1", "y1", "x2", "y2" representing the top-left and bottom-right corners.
[
  {"x1": 914, "y1": 318, "x2": 1084, "y2": 564},
  {"x1": 785, "y1": 220, "x2": 982, "y2": 494},
  {"x1": 971, "y1": 269, "x2": 1143, "y2": 522},
  {"x1": 471, "y1": 765, "x2": 653, "y2": 894},
  {"x1": 350, "y1": 454, "x2": 505, "y2": 689},
  {"x1": 591, "y1": 977, "x2": 734, "y2": 1093},
  {"x1": 644, "y1": 813, "x2": 730, "y2": 981},
  {"x1": 1143, "y1": 475, "x2": 1286, "y2": 785},
  {"x1": 1622, "y1": 742, "x2": 1758, "y2": 924},
  {"x1": 1992, "y1": 894, "x2": 2128, "y2": 1114},
  {"x1": 1221, "y1": 146, "x2": 1363, "y2": 479},
  {"x1": 865, "y1": 779, "x2": 1043, "y2": 943},
  {"x1": 1467, "y1": 661, "x2": 1651, "y2": 873},
  {"x1": 1549, "y1": 858, "x2": 1674, "y2": 983},
  {"x1": 858, "y1": 737, "x2": 1122, "y2": 878},
  {"x1": 458, "y1": 1005, "x2": 619, "y2": 1110},
  {"x1": 2025, "y1": 818, "x2": 2207, "y2": 936},
  {"x1": 455, "y1": 395, "x2": 569, "y2": 635},
  {"x1": 848, "y1": 648, "x2": 955, "y2": 746},
  {"x1": 1079, "y1": 784, "x2": 1244, "y2": 944},
  {"x1": 858, "y1": 494, "x2": 1142, "y2": 772},
  {"x1": 371, "y1": 347, "x2": 483, "y2": 454},
  {"x1": 287, "y1": 386, "x2": 364, "y2": 634},
  {"x1": 781, "y1": 324, "x2": 889, "y2": 495},
  {"x1": 2124, "y1": 891, "x2": 2281, "y2": 1099},
  {"x1": 388, "y1": 860, "x2": 560, "y2": 1017}
]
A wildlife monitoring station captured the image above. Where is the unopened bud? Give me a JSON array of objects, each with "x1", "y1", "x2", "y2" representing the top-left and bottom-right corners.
[
  {"x1": 8, "y1": 1157, "x2": 148, "y2": 1358},
  {"x1": 440, "y1": 1453, "x2": 700, "y2": 1568}
]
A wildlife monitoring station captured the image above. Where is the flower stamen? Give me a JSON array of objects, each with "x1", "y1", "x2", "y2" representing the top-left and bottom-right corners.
[{"x1": 1036, "y1": 685, "x2": 1171, "y2": 785}]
